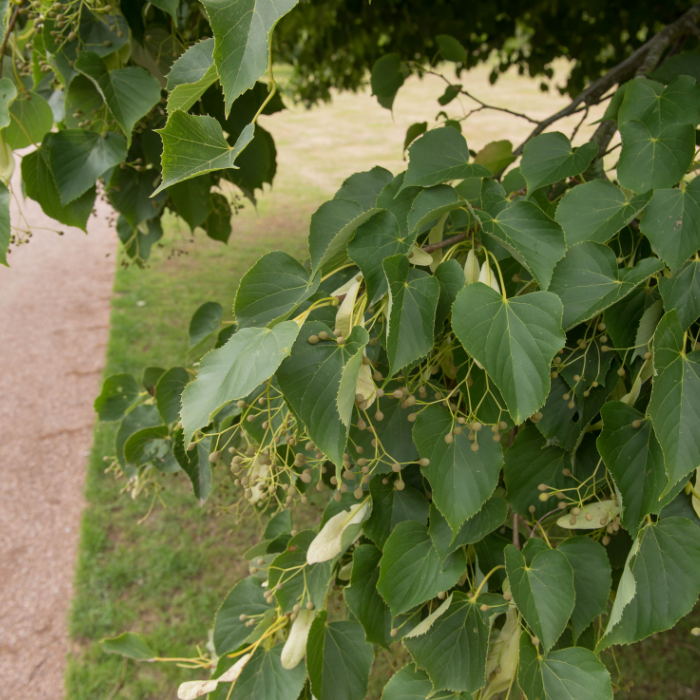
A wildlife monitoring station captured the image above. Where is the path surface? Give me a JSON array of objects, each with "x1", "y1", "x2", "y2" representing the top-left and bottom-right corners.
[{"x1": 0, "y1": 171, "x2": 116, "y2": 697}]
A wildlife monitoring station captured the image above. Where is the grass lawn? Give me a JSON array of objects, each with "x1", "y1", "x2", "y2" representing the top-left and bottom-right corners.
[{"x1": 65, "y1": 66, "x2": 700, "y2": 699}]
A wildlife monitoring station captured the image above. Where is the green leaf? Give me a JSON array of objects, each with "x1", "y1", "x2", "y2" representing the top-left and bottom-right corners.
[
  {"x1": 234, "y1": 251, "x2": 320, "y2": 329},
  {"x1": 203, "y1": 0, "x2": 299, "y2": 114},
  {"x1": 504, "y1": 425, "x2": 571, "y2": 519},
  {"x1": 100, "y1": 632, "x2": 155, "y2": 661},
  {"x1": 189, "y1": 301, "x2": 224, "y2": 349},
  {"x1": 154, "y1": 112, "x2": 254, "y2": 193},
  {"x1": 521, "y1": 132, "x2": 598, "y2": 193},
  {"x1": 94, "y1": 373, "x2": 140, "y2": 422},
  {"x1": 377, "y1": 520, "x2": 466, "y2": 617},
  {"x1": 383, "y1": 255, "x2": 440, "y2": 376},
  {"x1": 74, "y1": 53, "x2": 161, "y2": 147},
  {"x1": 473, "y1": 139, "x2": 515, "y2": 175},
  {"x1": 154, "y1": 368, "x2": 189, "y2": 425},
  {"x1": 618, "y1": 76, "x2": 700, "y2": 129},
  {"x1": 599, "y1": 517, "x2": 700, "y2": 649},
  {"x1": 276, "y1": 323, "x2": 368, "y2": 468},
  {"x1": 413, "y1": 404, "x2": 503, "y2": 532},
  {"x1": 651, "y1": 53, "x2": 700, "y2": 84},
  {"x1": 598, "y1": 402, "x2": 666, "y2": 536},
  {"x1": 407, "y1": 185, "x2": 464, "y2": 236},
  {"x1": 268, "y1": 530, "x2": 333, "y2": 612},
  {"x1": 115, "y1": 405, "x2": 161, "y2": 473},
  {"x1": 436, "y1": 35, "x2": 467, "y2": 63},
  {"x1": 166, "y1": 39, "x2": 218, "y2": 112},
  {"x1": 0, "y1": 183, "x2": 9, "y2": 266},
  {"x1": 116, "y1": 216, "x2": 163, "y2": 262},
  {"x1": 226, "y1": 644, "x2": 306, "y2": 700},
  {"x1": 364, "y1": 476, "x2": 429, "y2": 549},
  {"x1": 659, "y1": 260, "x2": 700, "y2": 329},
  {"x1": 347, "y1": 210, "x2": 411, "y2": 304},
  {"x1": 603, "y1": 285, "x2": 656, "y2": 350},
  {"x1": 618, "y1": 120, "x2": 695, "y2": 193},
  {"x1": 205, "y1": 192, "x2": 233, "y2": 243},
  {"x1": 555, "y1": 180, "x2": 653, "y2": 246},
  {"x1": 548, "y1": 242, "x2": 664, "y2": 330},
  {"x1": 168, "y1": 174, "x2": 212, "y2": 232},
  {"x1": 181, "y1": 321, "x2": 299, "y2": 443},
  {"x1": 505, "y1": 545, "x2": 574, "y2": 652},
  {"x1": 429, "y1": 496, "x2": 508, "y2": 560},
  {"x1": 404, "y1": 122, "x2": 427, "y2": 153},
  {"x1": 123, "y1": 425, "x2": 169, "y2": 466},
  {"x1": 639, "y1": 178, "x2": 700, "y2": 272},
  {"x1": 344, "y1": 543, "x2": 393, "y2": 647},
  {"x1": 49, "y1": 129, "x2": 126, "y2": 206},
  {"x1": 4, "y1": 91, "x2": 52, "y2": 149},
  {"x1": 648, "y1": 311, "x2": 700, "y2": 492},
  {"x1": 452, "y1": 284, "x2": 565, "y2": 423},
  {"x1": 335, "y1": 166, "x2": 393, "y2": 211},
  {"x1": 478, "y1": 200, "x2": 566, "y2": 290},
  {"x1": 401, "y1": 127, "x2": 490, "y2": 191},
  {"x1": 110, "y1": 167, "x2": 165, "y2": 228},
  {"x1": 403, "y1": 592, "x2": 492, "y2": 693},
  {"x1": 0, "y1": 77, "x2": 15, "y2": 130},
  {"x1": 371, "y1": 53, "x2": 404, "y2": 111},
  {"x1": 308, "y1": 199, "x2": 379, "y2": 275},
  {"x1": 173, "y1": 431, "x2": 212, "y2": 502},
  {"x1": 213, "y1": 577, "x2": 270, "y2": 655},
  {"x1": 518, "y1": 634, "x2": 613, "y2": 700},
  {"x1": 557, "y1": 537, "x2": 612, "y2": 640},
  {"x1": 307, "y1": 612, "x2": 374, "y2": 700},
  {"x1": 381, "y1": 664, "x2": 433, "y2": 700},
  {"x1": 434, "y1": 259, "x2": 465, "y2": 330}
]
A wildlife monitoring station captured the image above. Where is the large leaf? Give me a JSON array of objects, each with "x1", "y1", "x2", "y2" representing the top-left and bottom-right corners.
[
  {"x1": 452, "y1": 283, "x2": 565, "y2": 423},
  {"x1": 213, "y1": 577, "x2": 270, "y2": 655},
  {"x1": 308, "y1": 198, "x2": 379, "y2": 275},
  {"x1": 49, "y1": 129, "x2": 126, "y2": 206},
  {"x1": 557, "y1": 537, "x2": 612, "y2": 640},
  {"x1": 307, "y1": 613, "x2": 374, "y2": 700},
  {"x1": 335, "y1": 166, "x2": 393, "y2": 210},
  {"x1": 428, "y1": 497, "x2": 508, "y2": 560},
  {"x1": 348, "y1": 210, "x2": 412, "y2": 304},
  {"x1": 403, "y1": 592, "x2": 496, "y2": 694},
  {"x1": 181, "y1": 321, "x2": 299, "y2": 443},
  {"x1": 648, "y1": 311, "x2": 700, "y2": 493},
  {"x1": 202, "y1": 0, "x2": 299, "y2": 115},
  {"x1": 598, "y1": 402, "x2": 666, "y2": 537},
  {"x1": 520, "y1": 132, "x2": 598, "y2": 193},
  {"x1": 505, "y1": 545, "x2": 574, "y2": 652},
  {"x1": 659, "y1": 260, "x2": 700, "y2": 329},
  {"x1": 154, "y1": 112, "x2": 254, "y2": 193},
  {"x1": 618, "y1": 75, "x2": 700, "y2": 129},
  {"x1": 74, "y1": 53, "x2": 161, "y2": 146},
  {"x1": 276, "y1": 323, "x2": 368, "y2": 468},
  {"x1": 413, "y1": 404, "x2": 503, "y2": 532},
  {"x1": 478, "y1": 200, "x2": 566, "y2": 290},
  {"x1": 407, "y1": 184, "x2": 464, "y2": 235},
  {"x1": 4, "y1": 91, "x2": 53, "y2": 149},
  {"x1": 234, "y1": 251, "x2": 320, "y2": 329},
  {"x1": 617, "y1": 120, "x2": 695, "y2": 193},
  {"x1": 400, "y1": 127, "x2": 489, "y2": 192},
  {"x1": 518, "y1": 635, "x2": 613, "y2": 700},
  {"x1": 504, "y1": 425, "x2": 571, "y2": 519},
  {"x1": 383, "y1": 255, "x2": 440, "y2": 376},
  {"x1": 377, "y1": 520, "x2": 465, "y2": 617},
  {"x1": 364, "y1": 476, "x2": 429, "y2": 549},
  {"x1": 555, "y1": 180, "x2": 653, "y2": 246},
  {"x1": 166, "y1": 38, "x2": 218, "y2": 113},
  {"x1": 548, "y1": 242, "x2": 664, "y2": 330},
  {"x1": 599, "y1": 517, "x2": 700, "y2": 649},
  {"x1": 344, "y1": 544, "x2": 393, "y2": 648},
  {"x1": 639, "y1": 178, "x2": 700, "y2": 272}
]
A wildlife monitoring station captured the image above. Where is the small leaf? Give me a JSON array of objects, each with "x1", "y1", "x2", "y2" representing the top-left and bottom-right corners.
[
  {"x1": 181, "y1": 321, "x2": 299, "y2": 444},
  {"x1": 101, "y1": 632, "x2": 156, "y2": 661},
  {"x1": 659, "y1": 260, "x2": 700, "y2": 329},
  {"x1": 155, "y1": 367, "x2": 190, "y2": 425},
  {"x1": 403, "y1": 122, "x2": 427, "y2": 152},
  {"x1": 189, "y1": 302, "x2": 224, "y2": 349},
  {"x1": 505, "y1": 545, "x2": 575, "y2": 652},
  {"x1": 4, "y1": 91, "x2": 53, "y2": 149},
  {"x1": 618, "y1": 75, "x2": 700, "y2": 129},
  {"x1": 335, "y1": 166, "x2": 393, "y2": 211},
  {"x1": 436, "y1": 35, "x2": 467, "y2": 63},
  {"x1": 401, "y1": 127, "x2": 490, "y2": 191},
  {"x1": 377, "y1": 520, "x2": 465, "y2": 617},
  {"x1": 407, "y1": 184, "x2": 464, "y2": 236},
  {"x1": 383, "y1": 255, "x2": 440, "y2": 376},
  {"x1": 639, "y1": 178, "x2": 700, "y2": 272},
  {"x1": 413, "y1": 404, "x2": 503, "y2": 532},
  {"x1": 555, "y1": 180, "x2": 653, "y2": 246},
  {"x1": 521, "y1": 132, "x2": 598, "y2": 193},
  {"x1": 548, "y1": 241, "x2": 664, "y2": 330},
  {"x1": 371, "y1": 53, "x2": 404, "y2": 111},
  {"x1": 154, "y1": 112, "x2": 254, "y2": 193},
  {"x1": 166, "y1": 38, "x2": 218, "y2": 112},
  {"x1": 307, "y1": 612, "x2": 374, "y2": 700},
  {"x1": 452, "y1": 284, "x2": 566, "y2": 423},
  {"x1": 381, "y1": 664, "x2": 435, "y2": 700},
  {"x1": 94, "y1": 373, "x2": 140, "y2": 422},
  {"x1": 214, "y1": 577, "x2": 270, "y2": 655},
  {"x1": 173, "y1": 430, "x2": 212, "y2": 501},
  {"x1": 648, "y1": 311, "x2": 700, "y2": 493},
  {"x1": 474, "y1": 140, "x2": 515, "y2": 175}
]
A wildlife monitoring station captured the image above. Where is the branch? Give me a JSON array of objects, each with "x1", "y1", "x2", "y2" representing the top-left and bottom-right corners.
[
  {"x1": 512, "y1": 0, "x2": 700, "y2": 156},
  {"x1": 422, "y1": 231, "x2": 467, "y2": 253},
  {"x1": 0, "y1": 6, "x2": 20, "y2": 79}
]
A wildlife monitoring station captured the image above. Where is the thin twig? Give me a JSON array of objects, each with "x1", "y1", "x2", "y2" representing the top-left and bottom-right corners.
[
  {"x1": 570, "y1": 106, "x2": 589, "y2": 142},
  {"x1": 0, "y1": 5, "x2": 20, "y2": 79},
  {"x1": 422, "y1": 231, "x2": 467, "y2": 253},
  {"x1": 512, "y1": 512, "x2": 520, "y2": 549}
]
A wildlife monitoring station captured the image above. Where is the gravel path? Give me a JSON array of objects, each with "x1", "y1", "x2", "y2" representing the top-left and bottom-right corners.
[{"x1": 0, "y1": 174, "x2": 116, "y2": 698}]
